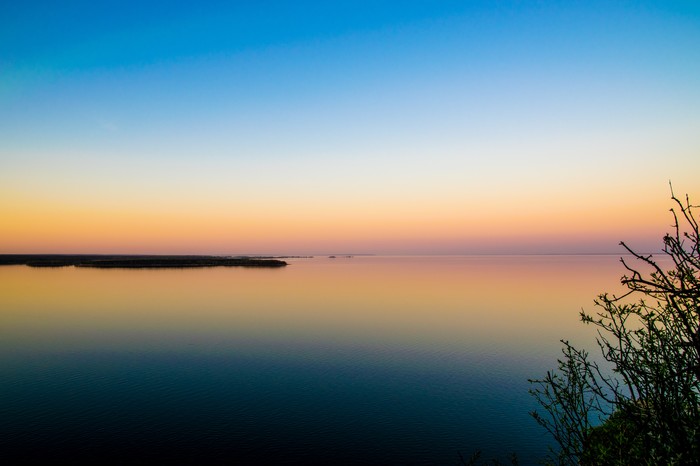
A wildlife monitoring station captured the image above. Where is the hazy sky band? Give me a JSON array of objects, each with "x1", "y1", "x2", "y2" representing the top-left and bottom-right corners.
[{"x1": 2, "y1": 1, "x2": 699, "y2": 254}]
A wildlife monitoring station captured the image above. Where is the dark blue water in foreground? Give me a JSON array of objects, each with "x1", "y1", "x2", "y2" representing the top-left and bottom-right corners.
[
  {"x1": 0, "y1": 256, "x2": 623, "y2": 464},
  {"x1": 1, "y1": 346, "x2": 539, "y2": 464}
]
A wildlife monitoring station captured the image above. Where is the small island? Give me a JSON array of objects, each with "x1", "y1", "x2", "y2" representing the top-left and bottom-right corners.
[{"x1": 0, "y1": 255, "x2": 288, "y2": 268}]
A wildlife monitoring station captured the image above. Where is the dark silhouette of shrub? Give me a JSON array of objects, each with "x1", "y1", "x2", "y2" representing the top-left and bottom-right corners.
[{"x1": 530, "y1": 187, "x2": 700, "y2": 465}]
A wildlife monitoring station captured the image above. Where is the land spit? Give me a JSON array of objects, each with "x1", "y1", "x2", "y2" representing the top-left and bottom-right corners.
[{"x1": 0, "y1": 255, "x2": 288, "y2": 268}]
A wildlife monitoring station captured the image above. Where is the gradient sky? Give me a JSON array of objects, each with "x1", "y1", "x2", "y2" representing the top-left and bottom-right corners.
[{"x1": 2, "y1": 1, "x2": 699, "y2": 254}]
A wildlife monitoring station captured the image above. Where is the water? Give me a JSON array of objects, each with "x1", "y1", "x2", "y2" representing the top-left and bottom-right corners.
[{"x1": 0, "y1": 255, "x2": 627, "y2": 464}]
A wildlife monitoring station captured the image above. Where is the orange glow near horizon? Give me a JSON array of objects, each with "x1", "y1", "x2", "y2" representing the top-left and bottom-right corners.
[
  {"x1": 0, "y1": 189, "x2": 670, "y2": 254},
  {"x1": 0, "y1": 181, "x2": 677, "y2": 254}
]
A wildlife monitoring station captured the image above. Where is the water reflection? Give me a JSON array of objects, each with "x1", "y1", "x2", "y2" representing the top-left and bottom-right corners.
[{"x1": 0, "y1": 255, "x2": 627, "y2": 464}]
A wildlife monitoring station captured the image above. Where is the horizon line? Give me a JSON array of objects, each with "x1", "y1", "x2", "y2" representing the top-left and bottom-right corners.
[{"x1": 0, "y1": 251, "x2": 660, "y2": 257}]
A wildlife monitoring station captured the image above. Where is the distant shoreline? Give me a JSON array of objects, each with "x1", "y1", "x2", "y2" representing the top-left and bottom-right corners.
[{"x1": 0, "y1": 255, "x2": 288, "y2": 269}]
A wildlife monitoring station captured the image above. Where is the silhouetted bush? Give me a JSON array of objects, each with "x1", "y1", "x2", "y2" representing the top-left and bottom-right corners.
[{"x1": 530, "y1": 188, "x2": 700, "y2": 465}]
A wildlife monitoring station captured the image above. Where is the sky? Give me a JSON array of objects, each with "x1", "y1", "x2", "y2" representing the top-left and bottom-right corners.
[{"x1": 1, "y1": 0, "x2": 699, "y2": 255}]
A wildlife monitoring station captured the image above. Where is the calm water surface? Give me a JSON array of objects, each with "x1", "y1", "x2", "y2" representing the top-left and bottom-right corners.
[{"x1": 0, "y1": 255, "x2": 627, "y2": 464}]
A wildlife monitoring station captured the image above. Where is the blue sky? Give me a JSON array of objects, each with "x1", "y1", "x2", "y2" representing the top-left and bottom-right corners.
[{"x1": 1, "y1": 1, "x2": 699, "y2": 254}]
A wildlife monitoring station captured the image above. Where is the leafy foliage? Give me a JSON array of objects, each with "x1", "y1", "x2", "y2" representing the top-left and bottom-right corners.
[{"x1": 530, "y1": 188, "x2": 700, "y2": 465}]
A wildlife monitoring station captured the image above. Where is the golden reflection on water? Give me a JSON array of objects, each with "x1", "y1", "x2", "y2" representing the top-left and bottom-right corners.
[{"x1": 0, "y1": 256, "x2": 628, "y2": 355}]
